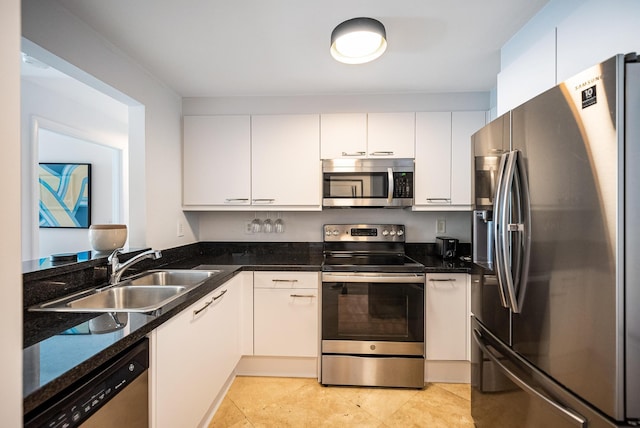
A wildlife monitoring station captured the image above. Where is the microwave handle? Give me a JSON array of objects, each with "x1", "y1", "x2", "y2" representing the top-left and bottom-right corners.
[{"x1": 387, "y1": 168, "x2": 394, "y2": 203}]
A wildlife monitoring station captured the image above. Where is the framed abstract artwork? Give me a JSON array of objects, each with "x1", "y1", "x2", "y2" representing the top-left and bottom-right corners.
[{"x1": 39, "y1": 163, "x2": 91, "y2": 228}]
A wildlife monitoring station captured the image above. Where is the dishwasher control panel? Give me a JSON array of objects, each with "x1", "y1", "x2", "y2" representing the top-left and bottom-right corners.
[{"x1": 25, "y1": 339, "x2": 149, "y2": 428}]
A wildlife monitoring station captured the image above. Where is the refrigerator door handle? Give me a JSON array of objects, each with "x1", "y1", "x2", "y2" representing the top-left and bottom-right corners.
[
  {"x1": 493, "y1": 152, "x2": 511, "y2": 308},
  {"x1": 513, "y1": 151, "x2": 532, "y2": 313},
  {"x1": 498, "y1": 150, "x2": 530, "y2": 313},
  {"x1": 473, "y1": 329, "x2": 588, "y2": 427}
]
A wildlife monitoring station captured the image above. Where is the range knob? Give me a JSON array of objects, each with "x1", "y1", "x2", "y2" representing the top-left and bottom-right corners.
[
  {"x1": 389, "y1": 230, "x2": 396, "y2": 236},
  {"x1": 397, "y1": 229, "x2": 404, "y2": 236},
  {"x1": 332, "y1": 230, "x2": 340, "y2": 236},
  {"x1": 325, "y1": 229, "x2": 332, "y2": 236},
  {"x1": 382, "y1": 229, "x2": 389, "y2": 236}
]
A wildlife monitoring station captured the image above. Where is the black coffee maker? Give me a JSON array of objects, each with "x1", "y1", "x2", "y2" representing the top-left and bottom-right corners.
[{"x1": 436, "y1": 236, "x2": 458, "y2": 259}]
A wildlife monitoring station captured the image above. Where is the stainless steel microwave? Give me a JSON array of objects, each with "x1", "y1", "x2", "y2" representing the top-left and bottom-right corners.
[{"x1": 322, "y1": 159, "x2": 414, "y2": 208}]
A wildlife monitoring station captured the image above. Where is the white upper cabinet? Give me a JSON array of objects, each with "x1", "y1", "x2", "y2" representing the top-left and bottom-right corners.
[
  {"x1": 451, "y1": 111, "x2": 486, "y2": 207},
  {"x1": 320, "y1": 112, "x2": 415, "y2": 159},
  {"x1": 367, "y1": 112, "x2": 415, "y2": 158},
  {"x1": 183, "y1": 115, "x2": 251, "y2": 206},
  {"x1": 497, "y1": 29, "x2": 556, "y2": 115},
  {"x1": 415, "y1": 112, "x2": 452, "y2": 206},
  {"x1": 183, "y1": 114, "x2": 321, "y2": 210},
  {"x1": 414, "y1": 111, "x2": 485, "y2": 210},
  {"x1": 320, "y1": 113, "x2": 367, "y2": 158},
  {"x1": 251, "y1": 114, "x2": 321, "y2": 208}
]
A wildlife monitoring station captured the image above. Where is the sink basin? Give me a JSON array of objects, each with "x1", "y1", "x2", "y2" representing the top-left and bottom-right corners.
[
  {"x1": 126, "y1": 269, "x2": 220, "y2": 287},
  {"x1": 29, "y1": 268, "x2": 224, "y2": 313},
  {"x1": 67, "y1": 285, "x2": 187, "y2": 312}
]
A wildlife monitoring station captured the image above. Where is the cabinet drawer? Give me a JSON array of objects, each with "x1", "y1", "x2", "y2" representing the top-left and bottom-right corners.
[{"x1": 254, "y1": 271, "x2": 319, "y2": 289}]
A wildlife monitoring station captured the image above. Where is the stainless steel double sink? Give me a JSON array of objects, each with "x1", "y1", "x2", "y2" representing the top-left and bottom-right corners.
[{"x1": 30, "y1": 269, "x2": 222, "y2": 313}]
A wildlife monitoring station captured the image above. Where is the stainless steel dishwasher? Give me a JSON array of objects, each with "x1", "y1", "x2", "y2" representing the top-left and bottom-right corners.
[{"x1": 24, "y1": 338, "x2": 149, "y2": 428}]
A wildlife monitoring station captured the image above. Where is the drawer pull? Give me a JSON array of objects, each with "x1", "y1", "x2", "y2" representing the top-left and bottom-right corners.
[
  {"x1": 272, "y1": 279, "x2": 298, "y2": 283},
  {"x1": 428, "y1": 278, "x2": 456, "y2": 282},
  {"x1": 290, "y1": 294, "x2": 316, "y2": 298}
]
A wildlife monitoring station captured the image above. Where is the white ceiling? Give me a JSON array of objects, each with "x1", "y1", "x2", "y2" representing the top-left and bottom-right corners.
[{"x1": 51, "y1": 0, "x2": 549, "y2": 98}]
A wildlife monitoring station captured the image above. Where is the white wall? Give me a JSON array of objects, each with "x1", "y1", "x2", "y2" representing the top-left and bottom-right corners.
[
  {"x1": 0, "y1": 0, "x2": 23, "y2": 425},
  {"x1": 38, "y1": 130, "x2": 121, "y2": 257},
  {"x1": 185, "y1": 92, "x2": 488, "y2": 243},
  {"x1": 21, "y1": 78, "x2": 128, "y2": 259},
  {"x1": 22, "y1": 0, "x2": 196, "y2": 251},
  {"x1": 199, "y1": 210, "x2": 471, "y2": 243}
]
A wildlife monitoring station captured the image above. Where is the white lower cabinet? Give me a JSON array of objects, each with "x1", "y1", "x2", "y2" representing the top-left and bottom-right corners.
[
  {"x1": 152, "y1": 275, "x2": 242, "y2": 428},
  {"x1": 425, "y1": 273, "x2": 470, "y2": 361},
  {"x1": 253, "y1": 272, "x2": 319, "y2": 357}
]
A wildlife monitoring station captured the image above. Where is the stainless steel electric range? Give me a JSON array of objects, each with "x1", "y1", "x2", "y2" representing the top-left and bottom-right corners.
[{"x1": 320, "y1": 224, "x2": 425, "y2": 388}]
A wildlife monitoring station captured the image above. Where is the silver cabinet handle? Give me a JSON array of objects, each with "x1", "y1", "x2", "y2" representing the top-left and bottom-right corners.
[
  {"x1": 341, "y1": 151, "x2": 366, "y2": 156},
  {"x1": 290, "y1": 294, "x2": 316, "y2": 298},
  {"x1": 224, "y1": 198, "x2": 249, "y2": 203},
  {"x1": 212, "y1": 289, "x2": 228, "y2": 301},
  {"x1": 426, "y1": 198, "x2": 451, "y2": 203},
  {"x1": 252, "y1": 199, "x2": 275, "y2": 204},
  {"x1": 272, "y1": 279, "x2": 298, "y2": 283},
  {"x1": 193, "y1": 289, "x2": 227, "y2": 316},
  {"x1": 193, "y1": 299, "x2": 212, "y2": 316},
  {"x1": 370, "y1": 151, "x2": 394, "y2": 156},
  {"x1": 428, "y1": 278, "x2": 457, "y2": 282}
]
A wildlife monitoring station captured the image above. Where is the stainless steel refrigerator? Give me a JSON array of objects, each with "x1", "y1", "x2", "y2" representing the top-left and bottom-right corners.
[{"x1": 471, "y1": 54, "x2": 640, "y2": 427}]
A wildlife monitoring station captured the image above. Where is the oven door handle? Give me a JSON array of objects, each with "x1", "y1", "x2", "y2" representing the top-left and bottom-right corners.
[{"x1": 322, "y1": 272, "x2": 425, "y2": 283}]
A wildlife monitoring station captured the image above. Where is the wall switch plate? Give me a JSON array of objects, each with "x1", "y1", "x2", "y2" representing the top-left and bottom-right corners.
[
  {"x1": 177, "y1": 220, "x2": 184, "y2": 237},
  {"x1": 245, "y1": 220, "x2": 254, "y2": 234},
  {"x1": 436, "y1": 219, "x2": 446, "y2": 234}
]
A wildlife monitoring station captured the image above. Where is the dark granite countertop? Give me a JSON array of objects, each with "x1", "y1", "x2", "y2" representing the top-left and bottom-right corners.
[{"x1": 22, "y1": 241, "x2": 474, "y2": 415}]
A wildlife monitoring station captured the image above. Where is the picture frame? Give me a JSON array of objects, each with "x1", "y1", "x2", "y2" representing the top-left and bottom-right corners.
[{"x1": 39, "y1": 163, "x2": 91, "y2": 228}]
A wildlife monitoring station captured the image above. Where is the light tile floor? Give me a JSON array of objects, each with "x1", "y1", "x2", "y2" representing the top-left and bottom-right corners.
[{"x1": 209, "y1": 376, "x2": 473, "y2": 427}]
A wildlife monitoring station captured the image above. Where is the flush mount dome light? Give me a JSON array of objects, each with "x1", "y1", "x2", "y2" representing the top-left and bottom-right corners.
[{"x1": 330, "y1": 17, "x2": 387, "y2": 64}]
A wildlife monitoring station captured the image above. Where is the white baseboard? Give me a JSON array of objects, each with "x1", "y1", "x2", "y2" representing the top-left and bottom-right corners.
[
  {"x1": 425, "y1": 360, "x2": 470, "y2": 383},
  {"x1": 236, "y1": 355, "x2": 318, "y2": 378},
  {"x1": 198, "y1": 369, "x2": 237, "y2": 428}
]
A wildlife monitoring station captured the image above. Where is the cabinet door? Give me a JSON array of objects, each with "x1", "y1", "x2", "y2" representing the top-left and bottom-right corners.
[
  {"x1": 251, "y1": 115, "x2": 321, "y2": 207},
  {"x1": 451, "y1": 111, "x2": 486, "y2": 206},
  {"x1": 367, "y1": 112, "x2": 415, "y2": 158},
  {"x1": 426, "y1": 273, "x2": 469, "y2": 361},
  {"x1": 154, "y1": 280, "x2": 240, "y2": 428},
  {"x1": 183, "y1": 116, "x2": 251, "y2": 206},
  {"x1": 415, "y1": 112, "x2": 452, "y2": 206},
  {"x1": 253, "y1": 272, "x2": 319, "y2": 357},
  {"x1": 320, "y1": 113, "x2": 367, "y2": 159}
]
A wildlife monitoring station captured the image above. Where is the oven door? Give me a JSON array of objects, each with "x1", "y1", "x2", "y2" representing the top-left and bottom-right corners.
[{"x1": 321, "y1": 272, "x2": 425, "y2": 355}]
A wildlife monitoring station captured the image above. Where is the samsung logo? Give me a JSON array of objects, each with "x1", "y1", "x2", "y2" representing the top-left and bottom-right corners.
[{"x1": 575, "y1": 75, "x2": 602, "y2": 91}]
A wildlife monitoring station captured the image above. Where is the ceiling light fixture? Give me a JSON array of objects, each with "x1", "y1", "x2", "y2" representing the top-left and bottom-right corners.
[{"x1": 330, "y1": 17, "x2": 387, "y2": 65}]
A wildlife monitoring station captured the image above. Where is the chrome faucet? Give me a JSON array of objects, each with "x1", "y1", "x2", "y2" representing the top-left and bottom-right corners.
[{"x1": 108, "y1": 248, "x2": 162, "y2": 284}]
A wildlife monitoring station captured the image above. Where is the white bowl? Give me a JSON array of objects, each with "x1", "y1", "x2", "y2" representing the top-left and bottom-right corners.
[{"x1": 89, "y1": 224, "x2": 128, "y2": 252}]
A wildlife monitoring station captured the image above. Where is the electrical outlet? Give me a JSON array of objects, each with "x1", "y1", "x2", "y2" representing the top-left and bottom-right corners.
[
  {"x1": 245, "y1": 220, "x2": 254, "y2": 234},
  {"x1": 436, "y1": 218, "x2": 446, "y2": 234},
  {"x1": 177, "y1": 220, "x2": 184, "y2": 237}
]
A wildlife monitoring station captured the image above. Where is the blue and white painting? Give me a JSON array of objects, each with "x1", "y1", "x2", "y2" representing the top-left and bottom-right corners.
[{"x1": 39, "y1": 163, "x2": 91, "y2": 228}]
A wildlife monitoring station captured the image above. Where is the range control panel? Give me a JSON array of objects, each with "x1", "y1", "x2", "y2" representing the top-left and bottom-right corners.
[{"x1": 323, "y1": 224, "x2": 405, "y2": 242}]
